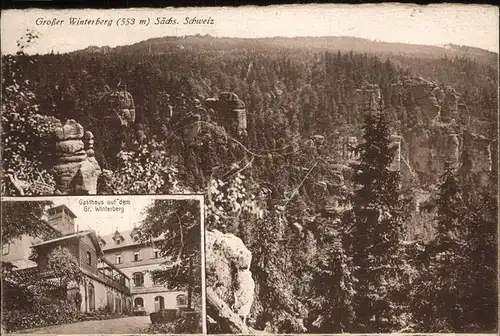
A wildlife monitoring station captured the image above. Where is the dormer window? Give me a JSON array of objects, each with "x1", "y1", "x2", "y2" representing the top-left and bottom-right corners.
[
  {"x1": 130, "y1": 227, "x2": 140, "y2": 242},
  {"x1": 112, "y1": 230, "x2": 124, "y2": 245}
]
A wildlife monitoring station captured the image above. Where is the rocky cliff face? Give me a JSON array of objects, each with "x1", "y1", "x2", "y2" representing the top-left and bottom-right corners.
[
  {"x1": 206, "y1": 229, "x2": 255, "y2": 330},
  {"x1": 402, "y1": 77, "x2": 492, "y2": 187},
  {"x1": 358, "y1": 78, "x2": 493, "y2": 188}
]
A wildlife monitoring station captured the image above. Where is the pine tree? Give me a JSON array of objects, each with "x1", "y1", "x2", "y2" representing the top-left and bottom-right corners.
[
  {"x1": 413, "y1": 166, "x2": 498, "y2": 332},
  {"x1": 347, "y1": 110, "x2": 407, "y2": 332},
  {"x1": 462, "y1": 182, "x2": 498, "y2": 331},
  {"x1": 310, "y1": 220, "x2": 356, "y2": 333},
  {"x1": 435, "y1": 163, "x2": 466, "y2": 245}
]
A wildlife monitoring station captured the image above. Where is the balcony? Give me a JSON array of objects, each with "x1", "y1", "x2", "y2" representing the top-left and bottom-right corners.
[
  {"x1": 97, "y1": 258, "x2": 131, "y2": 294},
  {"x1": 97, "y1": 271, "x2": 130, "y2": 294}
]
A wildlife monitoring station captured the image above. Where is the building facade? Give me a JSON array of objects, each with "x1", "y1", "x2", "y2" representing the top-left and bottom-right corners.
[
  {"x1": 3, "y1": 205, "x2": 131, "y2": 313},
  {"x1": 100, "y1": 229, "x2": 186, "y2": 314},
  {"x1": 3, "y1": 204, "x2": 186, "y2": 315}
]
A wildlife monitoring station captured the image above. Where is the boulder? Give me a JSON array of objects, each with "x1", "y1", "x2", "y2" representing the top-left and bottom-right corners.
[
  {"x1": 77, "y1": 157, "x2": 102, "y2": 194},
  {"x1": 206, "y1": 229, "x2": 255, "y2": 331}
]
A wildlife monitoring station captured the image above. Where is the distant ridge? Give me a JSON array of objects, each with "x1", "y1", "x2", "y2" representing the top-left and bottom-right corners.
[{"x1": 72, "y1": 35, "x2": 497, "y2": 67}]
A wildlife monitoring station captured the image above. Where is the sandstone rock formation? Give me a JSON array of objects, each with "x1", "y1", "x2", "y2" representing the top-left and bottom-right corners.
[
  {"x1": 389, "y1": 135, "x2": 402, "y2": 172},
  {"x1": 206, "y1": 92, "x2": 247, "y2": 137},
  {"x1": 404, "y1": 125, "x2": 461, "y2": 186},
  {"x1": 48, "y1": 119, "x2": 101, "y2": 194},
  {"x1": 397, "y1": 76, "x2": 441, "y2": 117},
  {"x1": 355, "y1": 77, "x2": 493, "y2": 189},
  {"x1": 99, "y1": 84, "x2": 136, "y2": 127},
  {"x1": 206, "y1": 229, "x2": 255, "y2": 333},
  {"x1": 460, "y1": 131, "x2": 493, "y2": 187}
]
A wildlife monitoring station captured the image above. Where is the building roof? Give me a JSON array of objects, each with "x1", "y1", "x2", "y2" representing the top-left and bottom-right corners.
[
  {"x1": 100, "y1": 229, "x2": 164, "y2": 252},
  {"x1": 31, "y1": 230, "x2": 103, "y2": 256},
  {"x1": 48, "y1": 204, "x2": 77, "y2": 219},
  {"x1": 100, "y1": 229, "x2": 143, "y2": 251}
]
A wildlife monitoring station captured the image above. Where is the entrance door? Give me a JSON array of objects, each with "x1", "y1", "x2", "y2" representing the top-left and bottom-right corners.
[
  {"x1": 88, "y1": 283, "x2": 95, "y2": 312},
  {"x1": 154, "y1": 296, "x2": 164, "y2": 312},
  {"x1": 115, "y1": 295, "x2": 122, "y2": 314}
]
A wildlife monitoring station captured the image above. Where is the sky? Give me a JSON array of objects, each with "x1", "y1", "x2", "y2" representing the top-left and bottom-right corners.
[
  {"x1": 0, "y1": 195, "x2": 203, "y2": 237},
  {"x1": 50, "y1": 196, "x2": 154, "y2": 236},
  {"x1": 1, "y1": 4, "x2": 498, "y2": 55}
]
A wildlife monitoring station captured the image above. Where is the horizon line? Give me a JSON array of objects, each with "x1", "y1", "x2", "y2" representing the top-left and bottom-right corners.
[{"x1": 4, "y1": 34, "x2": 497, "y2": 56}]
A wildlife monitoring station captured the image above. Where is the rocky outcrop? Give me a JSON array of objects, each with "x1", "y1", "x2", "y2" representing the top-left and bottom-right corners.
[
  {"x1": 98, "y1": 85, "x2": 136, "y2": 127},
  {"x1": 206, "y1": 92, "x2": 247, "y2": 137},
  {"x1": 357, "y1": 77, "x2": 493, "y2": 188},
  {"x1": 404, "y1": 125, "x2": 461, "y2": 186},
  {"x1": 403, "y1": 125, "x2": 492, "y2": 187},
  {"x1": 393, "y1": 77, "x2": 441, "y2": 117},
  {"x1": 94, "y1": 85, "x2": 136, "y2": 169},
  {"x1": 460, "y1": 131, "x2": 493, "y2": 187},
  {"x1": 206, "y1": 229, "x2": 255, "y2": 333},
  {"x1": 48, "y1": 119, "x2": 101, "y2": 194},
  {"x1": 440, "y1": 86, "x2": 460, "y2": 122},
  {"x1": 389, "y1": 135, "x2": 402, "y2": 172}
]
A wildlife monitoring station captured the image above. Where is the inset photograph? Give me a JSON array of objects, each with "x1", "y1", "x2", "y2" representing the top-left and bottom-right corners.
[{"x1": 1, "y1": 195, "x2": 204, "y2": 334}]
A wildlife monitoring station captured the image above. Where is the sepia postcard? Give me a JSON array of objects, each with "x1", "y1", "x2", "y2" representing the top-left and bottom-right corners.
[
  {"x1": 1, "y1": 195, "x2": 205, "y2": 334},
  {"x1": 1, "y1": 4, "x2": 498, "y2": 335}
]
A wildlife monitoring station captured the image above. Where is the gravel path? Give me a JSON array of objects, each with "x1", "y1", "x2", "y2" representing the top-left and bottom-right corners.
[{"x1": 12, "y1": 315, "x2": 151, "y2": 334}]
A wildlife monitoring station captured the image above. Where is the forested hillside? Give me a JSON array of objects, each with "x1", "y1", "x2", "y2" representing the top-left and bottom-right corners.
[{"x1": 2, "y1": 34, "x2": 497, "y2": 333}]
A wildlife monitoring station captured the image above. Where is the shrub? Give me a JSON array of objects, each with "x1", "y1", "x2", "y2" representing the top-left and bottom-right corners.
[
  {"x1": 1, "y1": 300, "x2": 128, "y2": 332},
  {"x1": 1, "y1": 31, "x2": 57, "y2": 196},
  {"x1": 2, "y1": 302, "x2": 78, "y2": 332},
  {"x1": 144, "y1": 313, "x2": 202, "y2": 334}
]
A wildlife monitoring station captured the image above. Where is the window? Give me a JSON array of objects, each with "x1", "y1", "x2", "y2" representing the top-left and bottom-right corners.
[
  {"x1": 152, "y1": 273, "x2": 161, "y2": 286},
  {"x1": 115, "y1": 254, "x2": 122, "y2": 264},
  {"x1": 2, "y1": 243, "x2": 10, "y2": 255},
  {"x1": 86, "y1": 251, "x2": 92, "y2": 265},
  {"x1": 154, "y1": 296, "x2": 165, "y2": 311},
  {"x1": 133, "y1": 272, "x2": 144, "y2": 287},
  {"x1": 134, "y1": 297, "x2": 144, "y2": 308},
  {"x1": 116, "y1": 239, "x2": 121, "y2": 245},
  {"x1": 153, "y1": 249, "x2": 159, "y2": 259},
  {"x1": 133, "y1": 251, "x2": 141, "y2": 262}
]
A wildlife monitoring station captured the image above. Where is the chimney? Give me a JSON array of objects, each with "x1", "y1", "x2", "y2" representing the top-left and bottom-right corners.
[{"x1": 47, "y1": 205, "x2": 76, "y2": 235}]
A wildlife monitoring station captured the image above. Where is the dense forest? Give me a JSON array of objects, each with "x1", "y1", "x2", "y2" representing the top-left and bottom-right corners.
[{"x1": 2, "y1": 33, "x2": 498, "y2": 333}]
